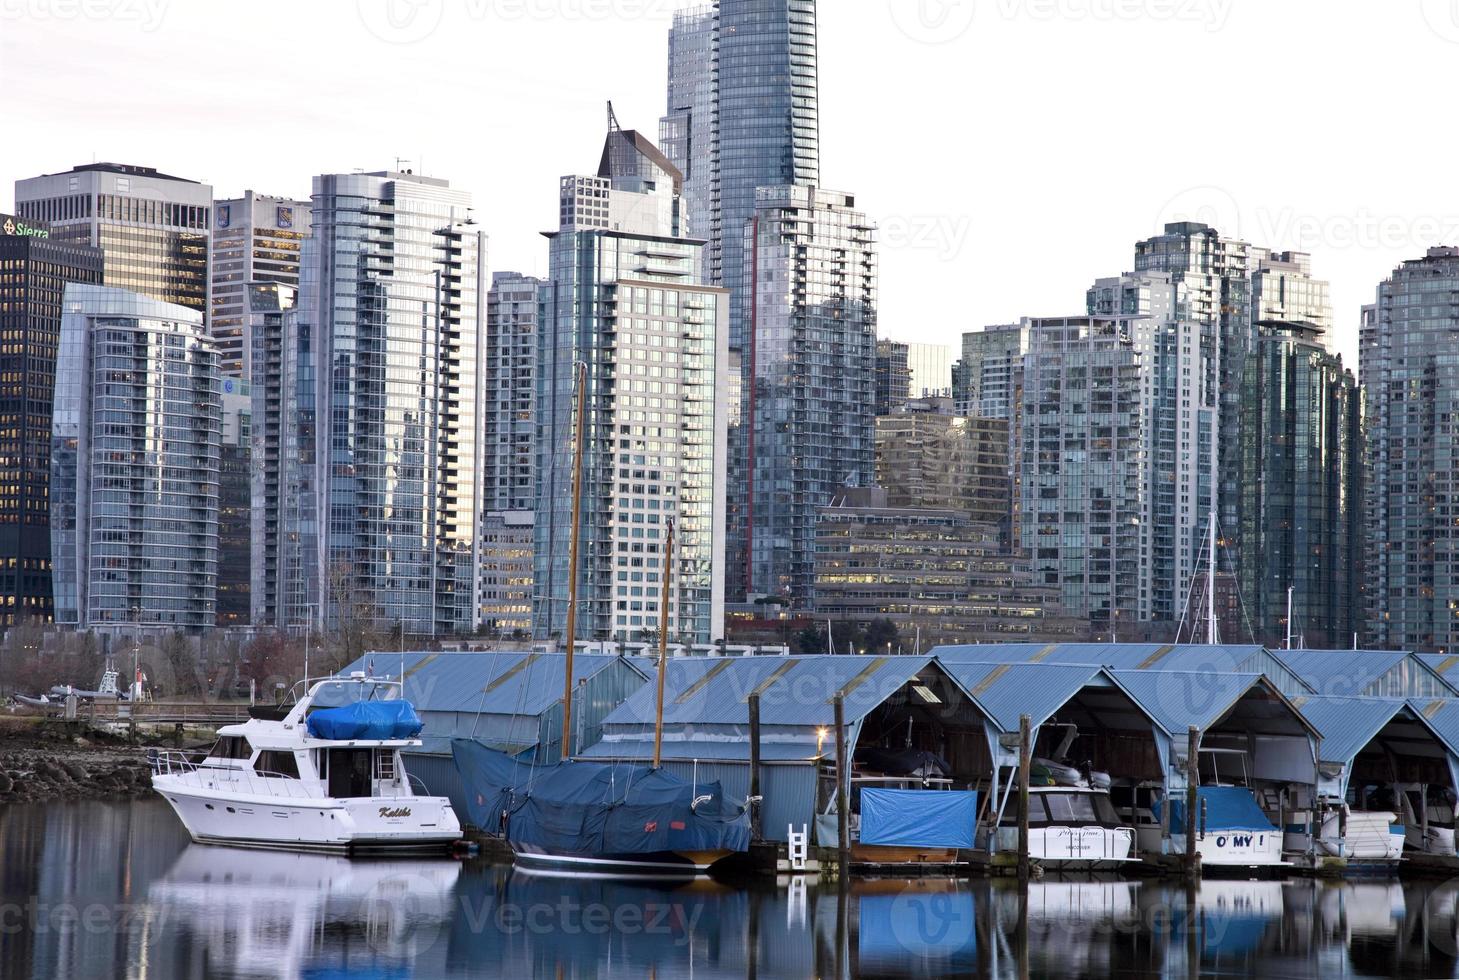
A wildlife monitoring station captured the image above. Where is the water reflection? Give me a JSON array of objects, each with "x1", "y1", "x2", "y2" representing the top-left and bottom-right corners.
[{"x1": 2, "y1": 800, "x2": 1459, "y2": 978}]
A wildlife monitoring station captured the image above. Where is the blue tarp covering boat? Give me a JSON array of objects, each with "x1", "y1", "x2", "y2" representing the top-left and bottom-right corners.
[
  {"x1": 859, "y1": 789, "x2": 978, "y2": 848},
  {"x1": 1157, "y1": 787, "x2": 1277, "y2": 833},
  {"x1": 306, "y1": 701, "x2": 423, "y2": 740},
  {"x1": 451, "y1": 740, "x2": 751, "y2": 857}
]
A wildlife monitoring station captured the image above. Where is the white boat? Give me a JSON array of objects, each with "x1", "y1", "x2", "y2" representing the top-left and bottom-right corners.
[
  {"x1": 994, "y1": 786, "x2": 1137, "y2": 869},
  {"x1": 150, "y1": 673, "x2": 461, "y2": 854},
  {"x1": 1396, "y1": 783, "x2": 1457, "y2": 855}
]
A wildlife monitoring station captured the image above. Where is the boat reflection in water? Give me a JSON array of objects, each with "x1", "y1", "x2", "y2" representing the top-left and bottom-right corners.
[
  {"x1": 146, "y1": 845, "x2": 460, "y2": 979},
  {"x1": 10, "y1": 802, "x2": 1459, "y2": 978}
]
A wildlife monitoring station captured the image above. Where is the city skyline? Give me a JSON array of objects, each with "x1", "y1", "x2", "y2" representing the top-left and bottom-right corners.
[{"x1": 9, "y1": 3, "x2": 1459, "y2": 367}]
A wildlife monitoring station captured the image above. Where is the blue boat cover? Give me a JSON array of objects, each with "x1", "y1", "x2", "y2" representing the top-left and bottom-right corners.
[
  {"x1": 306, "y1": 700, "x2": 423, "y2": 740},
  {"x1": 859, "y1": 789, "x2": 978, "y2": 848},
  {"x1": 1157, "y1": 786, "x2": 1276, "y2": 833},
  {"x1": 451, "y1": 740, "x2": 751, "y2": 857}
]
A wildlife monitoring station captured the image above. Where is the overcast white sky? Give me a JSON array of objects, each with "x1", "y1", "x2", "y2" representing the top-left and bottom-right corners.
[{"x1": 4, "y1": 0, "x2": 1458, "y2": 365}]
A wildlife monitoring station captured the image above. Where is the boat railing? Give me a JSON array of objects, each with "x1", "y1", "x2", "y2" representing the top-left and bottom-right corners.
[{"x1": 148, "y1": 750, "x2": 323, "y2": 801}]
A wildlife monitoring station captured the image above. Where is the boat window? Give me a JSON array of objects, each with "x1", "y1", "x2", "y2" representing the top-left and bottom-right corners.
[
  {"x1": 1092, "y1": 794, "x2": 1121, "y2": 825},
  {"x1": 1045, "y1": 793, "x2": 1098, "y2": 824},
  {"x1": 207, "y1": 736, "x2": 252, "y2": 761},
  {"x1": 254, "y1": 750, "x2": 301, "y2": 779}
]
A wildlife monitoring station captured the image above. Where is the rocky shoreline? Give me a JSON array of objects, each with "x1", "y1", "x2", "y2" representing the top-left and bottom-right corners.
[{"x1": 0, "y1": 720, "x2": 157, "y2": 805}]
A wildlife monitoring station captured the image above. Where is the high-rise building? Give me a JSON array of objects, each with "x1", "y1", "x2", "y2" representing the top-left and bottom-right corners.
[
  {"x1": 1086, "y1": 270, "x2": 1219, "y2": 626},
  {"x1": 906, "y1": 342, "x2": 953, "y2": 399},
  {"x1": 1017, "y1": 315, "x2": 1149, "y2": 627},
  {"x1": 659, "y1": 4, "x2": 716, "y2": 279},
  {"x1": 1133, "y1": 222, "x2": 1250, "y2": 562},
  {"x1": 482, "y1": 271, "x2": 541, "y2": 633},
  {"x1": 1363, "y1": 247, "x2": 1459, "y2": 651},
  {"x1": 218, "y1": 378, "x2": 252, "y2": 628},
  {"x1": 210, "y1": 192, "x2": 310, "y2": 378},
  {"x1": 247, "y1": 283, "x2": 318, "y2": 633},
  {"x1": 485, "y1": 272, "x2": 542, "y2": 514},
  {"x1": 738, "y1": 185, "x2": 877, "y2": 606},
  {"x1": 952, "y1": 323, "x2": 1029, "y2": 419},
  {"x1": 15, "y1": 163, "x2": 212, "y2": 321},
  {"x1": 535, "y1": 120, "x2": 729, "y2": 645},
  {"x1": 876, "y1": 400, "x2": 1010, "y2": 528},
  {"x1": 51, "y1": 284, "x2": 220, "y2": 633},
  {"x1": 874, "y1": 339, "x2": 910, "y2": 416},
  {"x1": 299, "y1": 170, "x2": 485, "y2": 637},
  {"x1": 0, "y1": 216, "x2": 105, "y2": 625},
  {"x1": 480, "y1": 511, "x2": 534, "y2": 638},
  {"x1": 1238, "y1": 316, "x2": 1362, "y2": 650},
  {"x1": 711, "y1": 0, "x2": 819, "y2": 351}
]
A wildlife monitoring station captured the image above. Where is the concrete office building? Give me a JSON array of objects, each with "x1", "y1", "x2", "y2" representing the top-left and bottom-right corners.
[
  {"x1": 16, "y1": 163, "x2": 212, "y2": 321},
  {"x1": 210, "y1": 192, "x2": 309, "y2": 377}
]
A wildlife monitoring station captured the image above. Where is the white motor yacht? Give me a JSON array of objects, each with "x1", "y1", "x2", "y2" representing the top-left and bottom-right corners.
[{"x1": 150, "y1": 673, "x2": 461, "y2": 854}]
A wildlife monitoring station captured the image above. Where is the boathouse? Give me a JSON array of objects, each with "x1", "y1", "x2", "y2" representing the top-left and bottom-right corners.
[
  {"x1": 342, "y1": 651, "x2": 649, "y2": 812},
  {"x1": 579, "y1": 655, "x2": 997, "y2": 843},
  {"x1": 1285, "y1": 695, "x2": 1456, "y2": 799},
  {"x1": 1273, "y1": 650, "x2": 1456, "y2": 699},
  {"x1": 929, "y1": 643, "x2": 1314, "y2": 697}
]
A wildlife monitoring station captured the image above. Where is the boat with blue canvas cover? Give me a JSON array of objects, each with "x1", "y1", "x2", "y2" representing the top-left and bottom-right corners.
[
  {"x1": 1159, "y1": 786, "x2": 1288, "y2": 872},
  {"x1": 150, "y1": 674, "x2": 461, "y2": 854},
  {"x1": 451, "y1": 739, "x2": 751, "y2": 874}
]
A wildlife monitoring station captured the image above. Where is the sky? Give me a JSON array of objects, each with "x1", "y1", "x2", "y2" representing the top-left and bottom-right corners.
[{"x1": 4, "y1": 0, "x2": 1459, "y2": 366}]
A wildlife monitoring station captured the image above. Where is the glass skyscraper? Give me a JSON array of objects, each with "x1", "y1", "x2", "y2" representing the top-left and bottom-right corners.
[
  {"x1": 741, "y1": 185, "x2": 877, "y2": 606},
  {"x1": 535, "y1": 121, "x2": 728, "y2": 646},
  {"x1": 1238, "y1": 315, "x2": 1361, "y2": 650},
  {"x1": 874, "y1": 339, "x2": 911, "y2": 416},
  {"x1": 0, "y1": 217, "x2": 104, "y2": 625},
  {"x1": 51, "y1": 285, "x2": 220, "y2": 632},
  {"x1": 659, "y1": 4, "x2": 716, "y2": 280},
  {"x1": 953, "y1": 323, "x2": 1029, "y2": 420},
  {"x1": 298, "y1": 170, "x2": 485, "y2": 637},
  {"x1": 1363, "y1": 247, "x2": 1459, "y2": 651}
]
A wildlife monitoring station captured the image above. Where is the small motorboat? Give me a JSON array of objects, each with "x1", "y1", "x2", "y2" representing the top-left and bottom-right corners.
[{"x1": 150, "y1": 672, "x2": 461, "y2": 854}]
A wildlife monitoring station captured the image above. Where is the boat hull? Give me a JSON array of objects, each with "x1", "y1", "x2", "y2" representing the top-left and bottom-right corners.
[
  {"x1": 153, "y1": 778, "x2": 460, "y2": 855},
  {"x1": 510, "y1": 841, "x2": 731, "y2": 876},
  {"x1": 995, "y1": 825, "x2": 1137, "y2": 869}
]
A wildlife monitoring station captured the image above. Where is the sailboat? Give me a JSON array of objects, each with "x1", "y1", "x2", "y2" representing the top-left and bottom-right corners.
[{"x1": 452, "y1": 362, "x2": 750, "y2": 875}]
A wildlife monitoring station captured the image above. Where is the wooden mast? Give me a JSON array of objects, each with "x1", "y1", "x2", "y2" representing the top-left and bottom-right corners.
[
  {"x1": 653, "y1": 518, "x2": 675, "y2": 769},
  {"x1": 561, "y1": 361, "x2": 588, "y2": 759}
]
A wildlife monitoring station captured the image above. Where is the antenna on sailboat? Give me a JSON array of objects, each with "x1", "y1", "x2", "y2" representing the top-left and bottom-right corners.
[
  {"x1": 1205, "y1": 508, "x2": 1219, "y2": 646},
  {"x1": 652, "y1": 519, "x2": 675, "y2": 769}
]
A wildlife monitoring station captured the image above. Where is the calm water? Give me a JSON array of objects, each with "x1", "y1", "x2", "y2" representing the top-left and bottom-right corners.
[{"x1": 0, "y1": 799, "x2": 1456, "y2": 979}]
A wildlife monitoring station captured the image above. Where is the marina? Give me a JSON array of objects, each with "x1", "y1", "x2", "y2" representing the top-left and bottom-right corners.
[{"x1": 4, "y1": 798, "x2": 1459, "y2": 979}]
